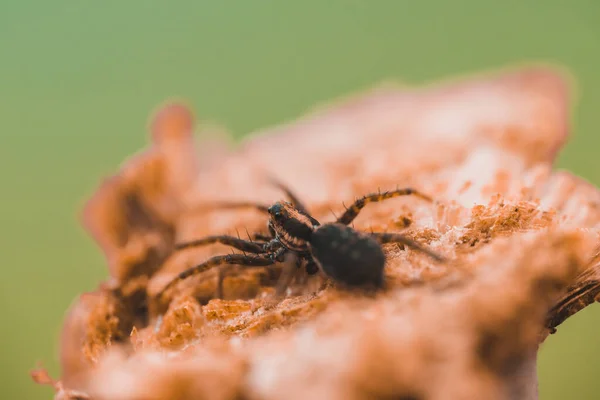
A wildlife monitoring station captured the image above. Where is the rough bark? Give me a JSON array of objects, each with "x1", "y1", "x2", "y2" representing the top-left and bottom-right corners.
[{"x1": 33, "y1": 66, "x2": 600, "y2": 400}]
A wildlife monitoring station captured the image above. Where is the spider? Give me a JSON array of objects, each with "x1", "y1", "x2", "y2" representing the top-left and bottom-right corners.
[{"x1": 157, "y1": 181, "x2": 445, "y2": 299}]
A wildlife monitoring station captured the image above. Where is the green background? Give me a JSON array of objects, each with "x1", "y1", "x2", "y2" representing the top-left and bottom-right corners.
[{"x1": 2, "y1": 1, "x2": 599, "y2": 398}]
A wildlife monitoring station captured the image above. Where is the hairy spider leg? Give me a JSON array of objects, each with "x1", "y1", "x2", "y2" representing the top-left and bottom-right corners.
[
  {"x1": 336, "y1": 188, "x2": 433, "y2": 226},
  {"x1": 203, "y1": 201, "x2": 271, "y2": 213},
  {"x1": 268, "y1": 177, "x2": 310, "y2": 214},
  {"x1": 294, "y1": 262, "x2": 309, "y2": 285},
  {"x1": 175, "y1": 235, "x2": 266, "y2": 253},
  {"x1": 157, "y1": 252, "x2": 280, "y2": 298},
  {"x1": 202, "y1": 178, "x2": 309, "y2": 216},
  {"x1": 186, "y1": 179, "x2": 311, "y2": 250},
  {"x1": 253, "y1": 233, "x2": 274, "y2": 242},
  {"x1": 187, "y1": 201, "x2": 276, "y2": 242},
  {"x1": 371, "y1": 232, "x2": 445, "y2": 262},
  {"x1": 274, "y1": 252, "x2": 300, "y2": 296},
  {"x1": 242, "y1": 227, "x2": 272, "y2": 243},
  {"x1": 203, "y1": 176, "x2": 311, "y2": 216},
  {"x1": 215, "y1": 264, "x2": 234, "y2": 299}
]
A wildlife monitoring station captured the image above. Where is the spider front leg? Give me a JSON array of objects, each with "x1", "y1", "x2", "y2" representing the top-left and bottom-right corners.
[
  {"x1": 157, "y1": 252, "x2": 281, "y2": 299},
  {"x1": 371, "y1": 232, "x2": 445, "y2": 262},
  {"x1": 198, "y1": 178, "x2": 309, "y2": 216},
  {"x1": 216, "y1": 247, "x2": 288, "y2": 299},
  {"x1": 176, "y1": 235, "x2": 267, "y2": 253},
  {"x1": 246, "y1": 224, "x2": 277, "y2": 244},
  {"x1": 200, "y1": 201, "x2": 271, "y2": 214},
  {"x1": 253, "y1": 232, "x2": 274, "y2": 242},
  {"x1": 215, "y1": 264, "x2": 235, "y2": 299},
  {"x1": 268, "y1": 177, "x2": 310, "y2": 214},
  {"x1": 336, "y1": 188, "x2": 433, "y2": 225}
]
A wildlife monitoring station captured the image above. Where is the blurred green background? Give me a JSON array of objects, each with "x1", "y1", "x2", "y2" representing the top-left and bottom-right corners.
[{"x1": 1, "y1": 1, "x2": 599, "y2": 398}]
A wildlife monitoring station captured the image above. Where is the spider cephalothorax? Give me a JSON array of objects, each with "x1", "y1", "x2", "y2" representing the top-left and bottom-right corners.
[
  {"x1": 267, "y1": 201, "x2": 320, "y2": 250},
  {"x1": 157, "y1": 182, "x2": 445, "y2": 299}
]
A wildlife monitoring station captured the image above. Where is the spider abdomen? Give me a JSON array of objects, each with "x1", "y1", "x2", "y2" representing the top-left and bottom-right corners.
[{"x1": 308, "y1": 223, "x2": 386, "y2": 288}]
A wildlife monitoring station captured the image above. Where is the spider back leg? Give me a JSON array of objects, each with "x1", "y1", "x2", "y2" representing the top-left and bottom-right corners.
[
  {"x1": 371, "y1": 232, "x2": 445, "y2": 262},
  {"x1": 274, "y1": 252, "x2": 300, "y2": 297},
  {"x1": 253, "y1": 232, "x2": 274, "y2": 242},
  {"x1": 336, "y1": 188, "x2": 433, "y2": 226}
]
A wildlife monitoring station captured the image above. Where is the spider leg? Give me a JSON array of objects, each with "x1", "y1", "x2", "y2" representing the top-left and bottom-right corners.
[
  {"x1": 336, "y1": 188, "x2": 433, "y2": 225},
  {"x1": 215, "y1": 264, "x2": 235, "y2": 299},
  {"x1": 195, "y1": 178, "x2": 308, "y2": 216},
  {"x1": 243, "y1": 227, "x2": 273, "y2": 243},
  {"x1": 175, "y1": 235, "x2": 266, "y2": 253},
  {"x1": 305, "y1": 259, "x2": 320, "y2": 275},
  {"x1": 253, "y1": 233, "x2": 274, "y2": 242},
  {"x1": 202, "y1": 201, "x2": 271, "y2": 213},
  {"x1": 268, "y1": 177, "x2": 310, "y2": 214},
  {"x1": 275, "y1": 252, "x2": 300, "y2": 297},
  {"x1": 371, "y1": 232, "x2": 446, "y2": 263},
  {"x1": 157, "y1": 252, "x2": 280, "y2": 298},
  {"x1": 295, "y1": 261, "x2": 309, "y2": 285}
]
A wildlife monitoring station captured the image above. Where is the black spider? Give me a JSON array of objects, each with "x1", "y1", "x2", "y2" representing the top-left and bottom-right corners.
[{"x1": 157, "y1": 181, "x2": 445, "y2": 299}]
